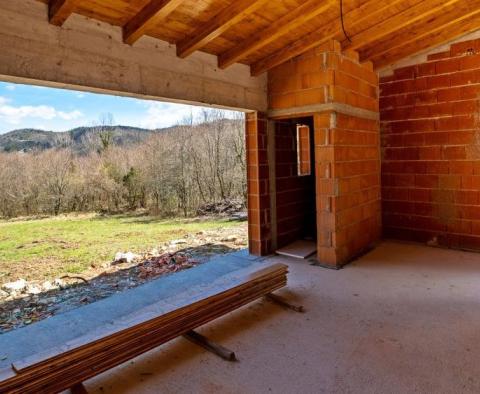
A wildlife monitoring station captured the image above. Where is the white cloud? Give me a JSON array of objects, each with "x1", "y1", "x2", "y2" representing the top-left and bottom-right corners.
[
  {"x1": 0, "y1": 96, "x2": 83, "y2": 125},
  {"x1": 140, "y1": 101, "x2": 204, "y2": 129},
  {"x1": 5, "y1": 84, "x2": 16, "y2": 91},
  {"x1": 58, "y1": 110, "x2": 83, "y2": 120},
  {"x1": 76, "y1": 93, "x2": 85, "y2": 99}
]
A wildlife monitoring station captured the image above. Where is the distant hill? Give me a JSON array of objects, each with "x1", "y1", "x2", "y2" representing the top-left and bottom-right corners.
[
  {"x1": 0, "y1": 125, "x2": 158, "y2": 153},
  {"x1": 0, "y1": 118, "x2": 240, "y2": 154}
]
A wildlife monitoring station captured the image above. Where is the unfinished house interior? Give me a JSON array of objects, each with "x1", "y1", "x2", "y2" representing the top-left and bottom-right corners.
[{"x1": 1, "y1": 0, "x2": 480, "y2": 392}]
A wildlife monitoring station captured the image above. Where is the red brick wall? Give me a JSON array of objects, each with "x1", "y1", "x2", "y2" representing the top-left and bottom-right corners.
[
  {"x1": 380, "y1": 38, "x2": 480, "y2": 251},
  {"x1": 315, "y1": 112, "x2": 381, "y2": 266},
  {"x1": 275, "y1": 118, "x2": 316, "y2": 248},
  {"x1": 268, "y1": 41, "x2": 377, "y2": 112},
  {"x1": 246, "y1": 112, "x2": 271, "y2": 255},
  {"x1": 267, "y1": 40, "x2": 381, "y2": 267}
]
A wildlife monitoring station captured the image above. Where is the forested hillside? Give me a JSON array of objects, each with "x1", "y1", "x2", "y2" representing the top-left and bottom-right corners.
[
  {"x1": 0, "y1": 125, "x2": 159, "y2": 153},
  {"x1": 0, "y1": 111, "x2": 246, "y2": 218}
]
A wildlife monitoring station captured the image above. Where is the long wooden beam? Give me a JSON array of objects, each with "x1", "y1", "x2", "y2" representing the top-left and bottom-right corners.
[
  {"x1": 343, "y1": 0, "x2": 462, "y2": 52},
  {"x1": 360, "y1": 0, "x2": 480, "y2": 62},
  {"x1": 123, "y1": 0, "x2": 184, "y2": 45},
  {"x1": 176, "y1": 0, "x2": 268, "y2": 59},
  {"x1": 48, "y1": 0, "x2": 76, "y2": 26},
  {"x1": 373, "y1": 9, "x2": 480, "y2": 69},
  {"x1": 250, "y1": 0, "x2": 406, "y2": 76},
  {"x1": 218, "y1": 0, "x2": 335, "y2": 69}
]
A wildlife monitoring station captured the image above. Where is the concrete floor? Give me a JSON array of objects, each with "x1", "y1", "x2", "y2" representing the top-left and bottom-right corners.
[{"x1": 84, "y1": 241, "x2": 480, "y2": 394}]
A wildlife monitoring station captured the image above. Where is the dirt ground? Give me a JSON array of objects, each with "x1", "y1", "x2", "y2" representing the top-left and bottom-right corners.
[{"x1": 0, "y1": 221, "x2": 247, "y2": 333}]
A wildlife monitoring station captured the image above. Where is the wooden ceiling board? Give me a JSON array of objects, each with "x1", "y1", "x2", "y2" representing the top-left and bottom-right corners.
[
  {"x1": 343, "y1": 0, "x2": 463, "y2": 52},
  {"x1": 372, "y1": 8, "x2": 480, "y2": 68},
  {"x1": 146, "y1": 0, "x2": 233, "y2": 44},
  {"x1": 338, "y1": 0, "x2": 426, "y2": 46},
  {"x1": 237, "y1": 0, "x2": 349, "y2": 65},
  {"x1": 218, "y1": 0, "x2": 338, "y2": 68},
  {"x1": 250, "y1": 0, "x2": 389, "y2": 75},
  {"x1": 176, "y1": 0, "x2": 271, "y2": 58},
  {"x1": 74, "y1": 0, "x2": 151, "y2": 26},
  {"x1": 359, "y1": 0, "x2": 480, "y2": 62}
]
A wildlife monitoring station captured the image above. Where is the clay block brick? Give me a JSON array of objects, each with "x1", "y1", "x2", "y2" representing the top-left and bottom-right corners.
[
  {"x1": 394, "y1": 65, "x2": 417, "y2": 80},
  {"x1": 301, "y1": 70, "x2": 333, "y2": 89},
  {"x1": 415, "y1": 174, "x2": 439, "y2": 188},
  {"x1": 379, "y1": 74, "x2": 396, "y2": 84},
  {"x1": 451, "y1": 39, "x2": 480, "y2": 57},
  {"x1": 448, "y1": 130, "x2": 474, "y2": 145},
  {"x1": 269, "y1": 92, "x2": 296, "y2": 109},
  {"x1": 450, "y1": 70, "x2": 480, "y2": 86},
  {"x1": 419, "y1": 147, "x2": 441, "y2": 162},
  {"x1": 427, "y1": 51, "x2": 451, "y2": 61},
  {"x1": 450, "y1": 161, "x2": 474, "y2": 175},
  {"x1": 296, "y1": 55, "x2": 326, "y2": 74},
  {"x1": 295, "y1": 87, "x2": 327, "y2": 106},
  {"x1": 317, "y1": 247, "x2": 338, "y2": 267},
  {"x1": 443, "y1": 146, "x2": 467, "y2": 160},
  {"x1": 460, "y1": 54, "x2": 480, "y2": 71},
  {"x1": 428, "y1": 102, "x2": 453, "y2": 117},
  {"x1": 343, "y1": 49, "x2": 360, "y2": 62},
  {"x1": 437, "y1": 87, "x2": 461, "y2": 102},
  {"x1": 417, "y1": 62, "x2": 436, "y2": 77},
  {"x1": 426, "y1": 75, "x2": 450, "y2": 89},
  {"x1": 435, "y1": 58, "x2": 460, "y2": 74}
]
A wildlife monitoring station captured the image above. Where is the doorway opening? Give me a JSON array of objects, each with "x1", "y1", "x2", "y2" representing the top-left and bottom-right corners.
[{"x1": 274, "y1": 116, "x2": 317, "y2": 259}]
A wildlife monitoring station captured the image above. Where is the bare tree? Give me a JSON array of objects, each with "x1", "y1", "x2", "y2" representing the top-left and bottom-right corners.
[{"x1": 0, "y1": 109, "x2": 247, "y2": 218}]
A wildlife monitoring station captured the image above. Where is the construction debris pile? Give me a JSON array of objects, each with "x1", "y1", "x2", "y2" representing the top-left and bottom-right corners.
[
  {"x1": 138, "y1": 252, "x2": 197, "y2": 280},
  {"x1": 196, "y1": 199, "x2": 245, "y2": 217},
  {"x1": 0, "y1": 224, "x2": 247, "y2": 333}
]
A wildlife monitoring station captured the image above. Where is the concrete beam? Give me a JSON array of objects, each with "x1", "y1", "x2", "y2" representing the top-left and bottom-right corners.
[
  {"x1": 0, "y1": 0, "x2": 267, "y2": 112},
  {"x1": 267, "y1": 103, "x2": 380, "y2": 121}
]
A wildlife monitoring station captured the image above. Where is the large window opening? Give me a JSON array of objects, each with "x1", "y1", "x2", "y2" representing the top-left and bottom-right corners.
[{"x1": 0, "y1": 81, "x2": 248, "y2": 333}]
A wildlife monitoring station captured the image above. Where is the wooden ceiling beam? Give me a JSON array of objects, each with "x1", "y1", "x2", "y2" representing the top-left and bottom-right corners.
[
  {"x1": 218, "y1": 0, "x2": 336, "y2": 70},
  {"x1": 359, "y1": 0, "x2": 480, "y2": 62},
  {"x1": 250, "y1": 0, "x2": 405, "y2": 76},
  {"x1": 343, "y1": 0, "x2": 462, "y2": 52},
  {"x1": 176, "y1": 0, "x2": 268, "y2": 59},
  {"x1": 373, "y1": 9, "x2": 480, "y2": 69},
  {"x1": 123, "y1": 0, "x2": 184, "y2": 45},
  {"x1": 48, "y1": 0, "x2": 76, "y2": 26}
]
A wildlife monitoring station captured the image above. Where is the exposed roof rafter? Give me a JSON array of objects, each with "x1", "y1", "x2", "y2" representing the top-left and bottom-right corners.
[
  {"x1": 48, "y1": 0, "x2": 76, "y2": 26},
  {"x1": 218, "y1": 0, "x2": 336, "y2": 69},
  {"x1": 176, "y1": 0, "x2": 268, "y2": 59},
  {"x1": 123, "y1": 0, "x2": 184, "y2": 45}
]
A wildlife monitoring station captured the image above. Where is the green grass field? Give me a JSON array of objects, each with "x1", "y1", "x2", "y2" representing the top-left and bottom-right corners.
[{"x1": 0, "y1": 214, "x2": 242, "y2": 283}]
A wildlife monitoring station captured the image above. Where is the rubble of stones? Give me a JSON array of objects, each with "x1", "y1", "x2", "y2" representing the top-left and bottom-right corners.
[
  {"x1": 0, "y1": 224, "x2": 247, "y2": 333},
  {"x1": 196, "y1": 199, "x2": 245, "y2": 218}
]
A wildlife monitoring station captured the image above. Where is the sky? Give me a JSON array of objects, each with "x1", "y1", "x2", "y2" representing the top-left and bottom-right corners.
[{"x1": 0, "y1": 81, "x2": 235, "y2": 134}]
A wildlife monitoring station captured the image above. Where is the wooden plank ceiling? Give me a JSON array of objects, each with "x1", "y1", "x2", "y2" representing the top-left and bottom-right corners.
[{"x1": 41, "y1": 0, "x2": 480, "y2": 75}]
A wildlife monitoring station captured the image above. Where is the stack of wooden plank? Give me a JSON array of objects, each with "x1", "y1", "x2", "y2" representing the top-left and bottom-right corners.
[{"x1": 0, "y1": 263, "x2": 288, "y2": 394}]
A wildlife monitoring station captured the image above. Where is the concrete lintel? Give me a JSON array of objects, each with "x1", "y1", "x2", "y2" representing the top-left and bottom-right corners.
[
  {"x1": 267, "y1": 103, "x2": 379, "y2": 121},
  {"x1": 0, "y1": 0, "x2": 267, "y2": 112}
]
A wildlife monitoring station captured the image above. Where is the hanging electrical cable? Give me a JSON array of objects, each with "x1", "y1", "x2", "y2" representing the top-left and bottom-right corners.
[{"x1": 340, "y1": 0, "x2": 352, "y2": 43}]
